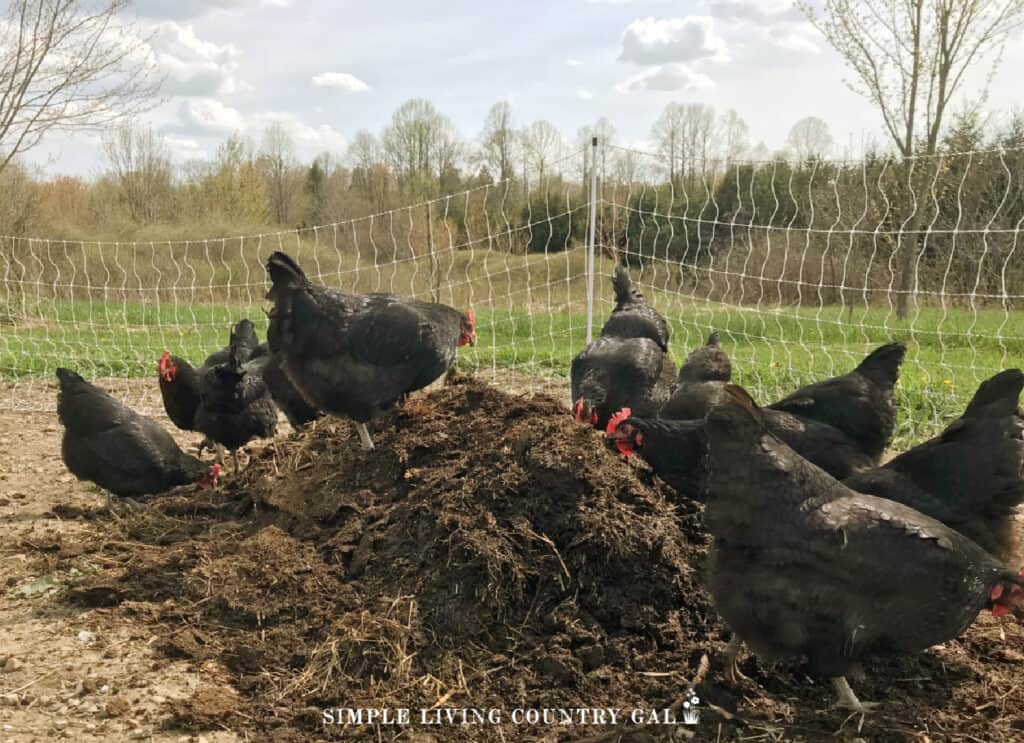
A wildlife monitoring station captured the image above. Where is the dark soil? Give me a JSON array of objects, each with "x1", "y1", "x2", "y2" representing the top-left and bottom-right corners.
[{"x1": 45, "y1": 377, "x2": 1024, "y2": 741}]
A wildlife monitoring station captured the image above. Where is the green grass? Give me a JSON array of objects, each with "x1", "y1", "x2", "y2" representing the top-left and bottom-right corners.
[{"x1": 3, "y1": 250, "x2": 1021, "y2": 448}]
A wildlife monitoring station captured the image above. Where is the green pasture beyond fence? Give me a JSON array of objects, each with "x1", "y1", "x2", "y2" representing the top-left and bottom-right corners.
[
  {"x1": 4, "y1": 141, "x2": 1024, "y2": 447},
  {"x1": 3, "y1": 245, "x2": 1022, "y2": 449}
]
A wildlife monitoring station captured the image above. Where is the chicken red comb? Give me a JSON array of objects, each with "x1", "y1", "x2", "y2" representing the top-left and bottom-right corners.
[
  {"x1": 605, "y1": 407, "x2": 632, "y2": 435},
  {"x1": 158, "y1": 351, "x2": 172, "y2": 374},
  {"x1": 466, "y1": 307, "x2": 475, "y2": 327}
]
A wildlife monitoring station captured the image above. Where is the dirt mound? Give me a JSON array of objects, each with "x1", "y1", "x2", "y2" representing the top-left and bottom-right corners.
[{"x1": 53, "y1": 377, "x2": 1024, "y2": 741}]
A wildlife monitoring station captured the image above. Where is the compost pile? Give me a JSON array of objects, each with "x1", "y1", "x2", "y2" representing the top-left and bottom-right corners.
[{"x1": 58, "y1": 377, "x2": 1024, "y2": 742}]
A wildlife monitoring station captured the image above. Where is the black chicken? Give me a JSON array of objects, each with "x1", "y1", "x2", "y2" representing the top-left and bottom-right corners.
[
  {"x1": 606, "y1": 409, "x2": 705, "y2": 495},
  {"x1": 702, "y1": 385, "x2": 1024, "y2": 712},
  {"x1": 659, "y1": 331, "x2": 732, "y2": 420},
  {"x1": 768, "y1": 343, "x2": 906, "y2": 470},
  {"x1": 159, "y1": 319, "x2": 265, "y2": 432},
  {"x1": 265, "y1": 251, "x2": 475, "y2": 450},
  {"x1": 218, "y1": 319, "x2": 317, "y2": 427},
  {"x1": 600, "y1": 264, "x2": 670, "y2": 350},
  {"x1": 608, "y1": 401, "x2": 872, "y2": 498},
  {"x1": 57, "y1": 368, "x2": 219, "y2": 509},
  {"x1": 162, "y1": 319, "x2": 318, "y2": 436},
  {"x1": 608, "y1": 344, "x2": 905, "y2": 495},
  {"x1": 195, "y1": 331, "x2": 279, "y2": 472},
  {"x1": 256, "y1": 351, "x2": 321, "y2": 428},
  {"x1": 202, "y1": 318, "x2": 268, "y2": 368},
  {"x1": 158, "y1": 351, "x2": 204, "y2": 431},
  {"x1": 571, "y1": 266, "x2": 676, "y2": 428},
  {"x1": 845, "y1": 369, "x2": 1024, "y2": 560}
]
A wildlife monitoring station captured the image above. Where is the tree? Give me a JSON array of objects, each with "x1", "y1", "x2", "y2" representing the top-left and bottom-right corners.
[
  {"x1": 259, "y1": 124, "x2": 298, "y2": 225},
  {"x1": 478, "y1": 101, "x2": 517, "y2": 182},
  {"x1": 650, "y1": 103, "x2": 717, "y2": 187},
  {"x1": 101, "y1": 119, "x2": 172, "y2": 223},
  {"x1": 519, "y1": 120, "x2": 564, "y2": 182},
  {"x1": 942, "y1": 109, "x2": 987, "y2": 154},
  {"x1": 799, "y1": 0, "x2": 1024, "y2": 317},
  {"x1": 346, "y1": 129, "x2": 390, "y2": 211},
  {"x1": 381, "y1": 99, "x2": 462, "y2": 198},
  {"x1": 786, "y1": 116, "x2": 834, "y2": 162},
  {"x1": 576, "y1": 117, "x2": 616, "y2": 183},
  {"x1": 0, "y1": 160, "x2": 40, "y2": 234},
  {"x1": 719, "y1": 109, "x2": 750, "y2": 165},
  {"x1": 306, "y1": 155, "x2": 327, "y2": 225},
  {"x1": 651, "y1": 103, "x2": 686, "y2": 186},
  {"x1": 0, "y1": 0, "x2": 161, "y2": 176},
  {"x1": 200, "y1": 134, "x2": 267, "y2": 222}
]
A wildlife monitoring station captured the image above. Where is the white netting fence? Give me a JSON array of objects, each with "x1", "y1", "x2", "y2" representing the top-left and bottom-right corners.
[
  {"x1": 594, "y1": 143, "x2": 1024, "y2": 442},
  {"x1": 2, "y1": 143, "x2": 1023, "y2": 442}
]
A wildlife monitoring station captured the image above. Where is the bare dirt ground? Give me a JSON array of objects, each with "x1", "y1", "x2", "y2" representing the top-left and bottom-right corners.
[
  {"x1": 1, "y1": 376, "x2": 1023, "y2": 742},
  {"x1": 0, "y1": 379, "x2": 241, "y2": 743}
]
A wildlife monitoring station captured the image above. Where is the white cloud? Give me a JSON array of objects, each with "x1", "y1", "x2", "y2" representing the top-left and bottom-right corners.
[
  {"x1": 146, "y1": 22, "x2": 245, "y2": 96},
  {"x1": 711, "y1": 0, "x2": 803, "y2": 24},
  {"x1": 261, "y1": 0, "x2": 291, "y2": 6},
  {"x1": 577, "y1": 87, "x2": 595, "y2": 100},
  {"x1": 164, "y1": 135, "x2": 206, "y2": 160},
  {"x1": 711, "y1": 1, "x2": 819, "y2": 54},
  {"x1": 180, "y1": 98, "x2": 247, "y2": 132},
  {"x1": 311, "y1": 71, "x2": 370, "y2": 93},
  {"x1": 565, "y1": 58, "x2": 583, "y2": 67},
  {"x1": 770, "y1": 27, "x2": 820, "y2": 53},
  {"x1": 176, "y1": 101, "x2": 347, "y2": 158},
  {"x1": 616, "y1": 63, "x2": 715, "y2": 93},
  {"x1": 619, "y1": 16, "x2": 728, "y2": 65},
  {"x1": 251, "y1": 112, "x2": 348, "y2": 157}
]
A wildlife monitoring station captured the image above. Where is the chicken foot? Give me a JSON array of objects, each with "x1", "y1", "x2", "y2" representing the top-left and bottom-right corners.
[
  {"x1": 196, "y1": 437, "x2": 214, "y2": 457},
  {"x1": 830, "y1": 676, "x2": 877, "y2": 713},
  {"x1": 354, "y1": 422, "x2": 375, "y2": 451},
  {"x1": 104, "y1": 492, "x2": 143, "y2": 514}
]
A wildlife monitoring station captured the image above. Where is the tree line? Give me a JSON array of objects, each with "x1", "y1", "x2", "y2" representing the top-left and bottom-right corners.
[{"x1": 0, "y1": 97, "x2": 849, "y2": 240}]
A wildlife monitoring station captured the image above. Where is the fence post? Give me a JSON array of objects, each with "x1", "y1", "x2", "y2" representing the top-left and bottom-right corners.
[{"x1": 585, "y1": 136, "x2": 599, "y2": 344}]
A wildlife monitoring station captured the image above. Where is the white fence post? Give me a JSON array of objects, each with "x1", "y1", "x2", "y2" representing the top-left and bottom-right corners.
[{"x1": 585, "y1": 136, "x2": 599, "y2": 344}]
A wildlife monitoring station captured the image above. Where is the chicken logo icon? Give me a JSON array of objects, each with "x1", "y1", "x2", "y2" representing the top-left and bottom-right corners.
[{"x1": 681, "y1": 690, "x2": 700, "y2": 725}]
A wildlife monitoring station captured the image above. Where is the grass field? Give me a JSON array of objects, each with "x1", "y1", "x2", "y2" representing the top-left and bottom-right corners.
[{"x1": 2, "y1": 249, "x2": 1022, "y2": 447}]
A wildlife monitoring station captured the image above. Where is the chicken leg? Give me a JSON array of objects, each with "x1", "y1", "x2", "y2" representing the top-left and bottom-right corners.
[
  {"x1": 722, "y1": 635, "x2": 749, "y2": 683},
  {"x1": 354, "y1": 422, "x2": 375, "y2": 451},
  {"x1": 104, "y1": 492, "x2": 142, "y2": 514},
  {"x1": 831, "y1": 676, "x2": 877, "y2": 712}
]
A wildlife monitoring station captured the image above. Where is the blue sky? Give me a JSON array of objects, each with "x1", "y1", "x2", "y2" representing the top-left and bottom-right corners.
[{"x1": 27, "y1": 0, "x2": 1024, "y2": 176}]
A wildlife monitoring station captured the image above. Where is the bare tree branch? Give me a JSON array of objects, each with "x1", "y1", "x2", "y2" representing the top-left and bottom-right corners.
[{"x1": 0, "y1": 0, "x2": 162, "y2": 175}]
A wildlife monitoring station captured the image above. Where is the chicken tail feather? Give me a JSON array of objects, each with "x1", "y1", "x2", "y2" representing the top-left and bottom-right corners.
[
  {"x1": 56, "y1": 367, "x2": 85, "y2": 389},
  {"x1": 963, "y1": 369, "x2": 1024, "y2": 419},
  {"x1": 611, "y1": 264, "x2": 636, "y2": 305},
  {"x1": 855, "y1": 342, "x2": 906, "y2": 390},
  {"x1": 723, "y1": 384, "x2": 762, "y2": 420},
  {"x1": 267, "y1": 251, "x2": 308, "y2": 290}
]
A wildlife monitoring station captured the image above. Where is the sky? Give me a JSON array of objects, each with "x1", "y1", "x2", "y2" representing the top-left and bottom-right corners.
[{"x1": 25, "y1": 0, "x2": 1024, "y2": 177}]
